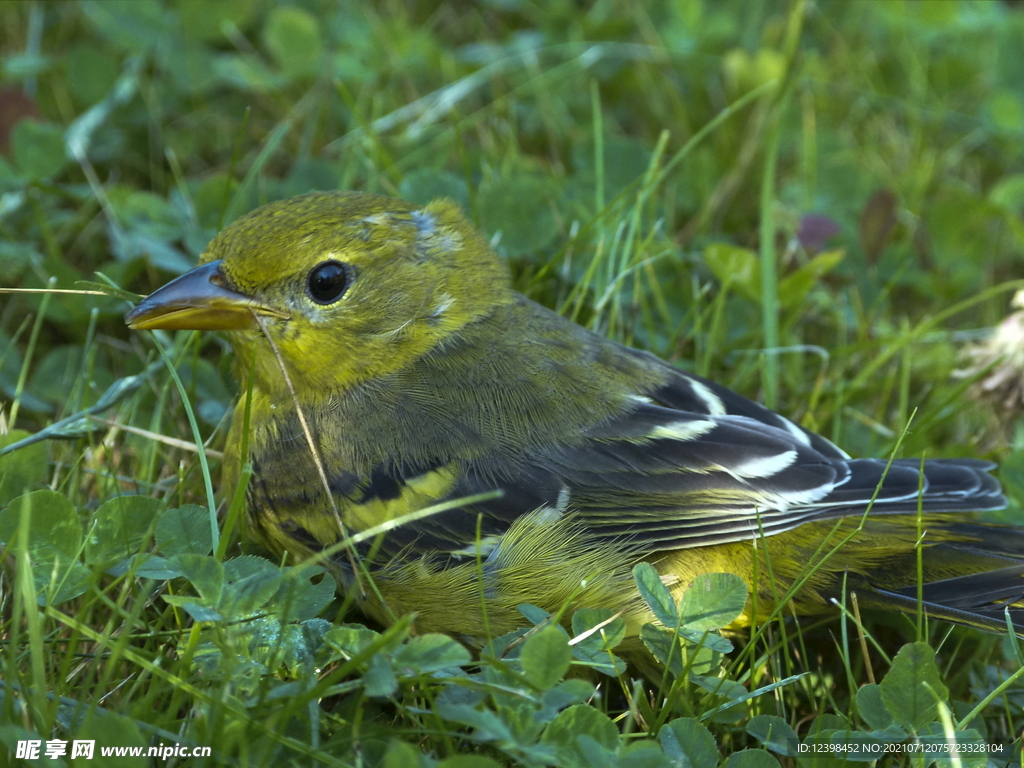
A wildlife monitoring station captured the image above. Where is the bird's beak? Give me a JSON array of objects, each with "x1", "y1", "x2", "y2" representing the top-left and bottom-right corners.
[{"x1": 125, "y1": 260, "x2": 284, "y2": 331}]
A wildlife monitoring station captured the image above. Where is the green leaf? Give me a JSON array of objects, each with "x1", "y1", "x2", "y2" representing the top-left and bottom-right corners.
[
  {"x1": 538, "y1": 679, "x2": 595, "y2": 723},
  {"x1": 220, "y1": 556, "x2": 282, "y2": 617},
  {"x1": 65, "y1": 42, "x2": 120, "y2": 107},
  {"x1": 520, "y1": 625, "x2": 572, "y2": 689},
  {"x1": 363, "y1": 652, "x2": 398, "y2": 697},
  {"x1": 990, "y1": 89, "x2": 1024, "y2": 132},
  {"x1": 517, "y1": 603, "x2": 551, "y2": 626},
  {"x1": 383, "y1": 739, "x2": 426, "y2": 768},
  {"x1": 855, "y1": 684, "x2": 895, "y2": 731},
  {"x1": 633, "y1": 562, "x2": 678, "y2": 627},
  {"x1": 400, "y1": 169, "x2": 470, "y2": 210},
  {"x1": 435, "y1": 682, "x2": 486, "y2": 711},
  {"x1": 109, "y1": 227, "x2": 192, "y2": 273},
  {"x1": 0, "y1": 242, "x2": 38, "y2": 282},
  {"x1": 393, "y1": 634, "x2": 471, "y2": 675},
  {"x1": 571, "y1": 608, "x2": 627, "y2": 676},
  {"x1": 702, "y1": 243, "x2": 760, "y2": 303},
  {"x1": 434, "y1": 701, "x2": 515, "y2": 743},
  {"x1": 0, "y1": 430, "x2": 47, "y2": 505},
  {"x1": 483, "y1": 626, "x2": 530, "y2": 660},
  {"x1": 690, "y1": 675, "x2": 749, "y2": 723},
  {"x1": 172, "y1": 553, "x2": 224, "y2": 605},
  {"x1": 174, "y1": 600, "x2": 224, "y2": 622},
  {"x1": 542, "y1": 705, "x2": 618, "y2": 768},
  {"x1": 325, "y1": 624, "x2": 383, "y2": 656},
  {"x1": 263, "y1": 6, "x2": 323, "y2": 77},
  {"x1": 385, "y1": 741, "x2": 432, "y2": 768},
  {"x1": 42, "y1": 563, "x2": 94, "y2": 605},
  {"x1": 280, "y1": 160, "x2": 341, "y2": 198},
  {"x1": 724, "y1": 47, "x2": 784, "y2": 95},
  {"x1": 74, "y1": 707, "x2": 148, "y2": 767},
  {"x1": 989, "y1": 173, "x2": 1024, "y2": 212},
  {"x1": 176, "y1": 357, "x2": 232, "y2": 408},
  {"x1": 81, "y1": 0, "x2": 167, "y2": 53},
  {"x1": 85, "y1": 495, "x2": 163, "y2": 567},
  {"x1": 808, "y1": 714, "x2": 850, "y2": 735},
  {"x1": 572, "y1": 608, "x2": 626, "y2": 649},
  {"x1": 222, "y1": 555, "x2": 280, "y2": 583},
  {"x1": 878, "y1": 642, "x2": 948, "y2": 733},
  {"x1": 437, "y1": 755, "x2": 504, "y2": 768},
  {"x1": 213, "y1": 53, "x2": 288, "y2": 93},
  {"x1": 0, "y1": 490, "x2": 81, "y2": 562},
  {"x1": 108, "y1": 188, "x2": 181, "y2": 241},
  {"x1": 640, "y1": 624, "x2": 684, "y2": 676},
  {"x1": 614, "y1": 742, "x2": 671, "y2": 768},
  {"x1": 722, "y1": 750, "x2": 781, "y2": 768},
  {"x1": 746, "y1": 715, "x2": 798, "y2": 756},
  {"x1": 572, "y1": 136, "x2": 652, "y2": 200},
  {"x1": 919, "y1": 724, "x2": 990, "y2": 768},
  {"x1": 126, "y1": 553, "x2": 182, "y2": 580},
  {"x1": 679, "y1": 573, "x2": 747, "y2": 631},
  {"x1": 275, "y1": 567, "x2": 336, "y2": 621},
  {"x1": 658, "y1": 717, "x2": 720, "y2": 768},
  {"x1": 778, "y1": 249, "x2": 844, "y2": 311},
  {"x1": 179, "y1": 0, "x2": 258, "y2": 43},
  {"x1": 644, "y1": 624, "x2": 724, "y2": 677},
  {"x1": 11, "y1": 120, "x2": 67, "y2": 179},
  {"x1": 156, "y1": 504, "x2": 214, "y2": 556},
  {"x1": 577, "y1": 735, "x2": 616, "y2": 768},
  {"x1": 477, "y1": 175, "x2": 558, "y2": 257},
  {"x1": 191, "y1": 172, "x2": 238, "y2": 229},
  {"x1": 270, "y1": 618, "x2": 331, "y2": 674},
  {"x1": 679, "y1": 627, "x2": 733, "y2": 654},
  {"x1": 572, "y1": 651, "x2": 626, "y2": 678},
  {"x1": 26, "y1": 345, "x2": 107, "y2": 406}
]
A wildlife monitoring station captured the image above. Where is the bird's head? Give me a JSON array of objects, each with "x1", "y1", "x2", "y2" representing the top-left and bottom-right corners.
[{"x1": 126, "y1": 191, "x2": 512, "y2": 395}]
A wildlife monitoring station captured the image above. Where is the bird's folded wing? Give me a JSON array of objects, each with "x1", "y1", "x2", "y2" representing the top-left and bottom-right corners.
[
  {"x1": 533, "y1": 402, "x2": 1003, "y2": 552},
  {"x1": 640, "y1": 362, "x2": 851, "y2": 461},
  {"x1": 374, "y1": 396, "x2": 1002, "y2": 560}
]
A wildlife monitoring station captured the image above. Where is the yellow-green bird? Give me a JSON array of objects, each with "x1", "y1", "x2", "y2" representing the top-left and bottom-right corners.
[{"x1": 126, "y1": 190, "x2": 1020, "y2": 644}]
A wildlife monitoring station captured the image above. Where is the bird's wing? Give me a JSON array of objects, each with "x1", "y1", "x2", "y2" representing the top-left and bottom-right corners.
[
  {"x1": 369, "y1": 394, "x2": 1002, "y2": 560},
  {"x1": 531, "y1": 401, "x2": 1003, "y2": 552},
  {"x1": 639, "y1": 362, "x2": 851, "y2": 460},
  {"x1": 534, "y1": 362, "x2": 1003, "y2": 551}
]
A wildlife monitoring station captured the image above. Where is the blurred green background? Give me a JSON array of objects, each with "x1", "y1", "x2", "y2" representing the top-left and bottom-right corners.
[{"x1": 4, "y1": 0, "x2": 1024, "y2": 764}]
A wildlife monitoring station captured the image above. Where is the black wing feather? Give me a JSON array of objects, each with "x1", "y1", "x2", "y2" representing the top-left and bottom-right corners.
[{"x1": 327, "y1": 349, "x2": 1003, "y2": 561}]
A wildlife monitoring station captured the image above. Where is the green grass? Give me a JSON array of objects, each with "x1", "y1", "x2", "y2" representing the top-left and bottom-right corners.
[{"x1": 3, "y1": 0, "x2": 1024, "y2": 764}]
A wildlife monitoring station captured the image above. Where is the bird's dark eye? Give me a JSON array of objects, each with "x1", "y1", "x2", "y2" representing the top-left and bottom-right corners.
[{"x1": 307, "y1": 261, "x2": 349, "y2": 305}]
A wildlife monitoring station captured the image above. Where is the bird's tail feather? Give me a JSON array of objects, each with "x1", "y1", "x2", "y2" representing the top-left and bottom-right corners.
[
  {"x1": 817, "y1": 458, "x2": 1005, "y2": 517},
  {"x1": 858, "y1": 580, "x2": 1024, "y2": 635},
  {"x1": 851, "y1": 526, "x2": 1024, "y2": 635}
]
